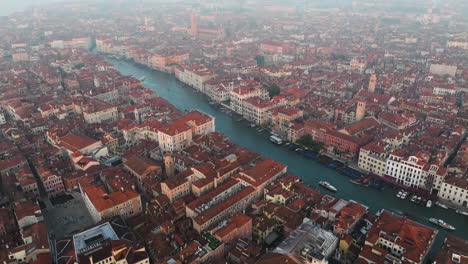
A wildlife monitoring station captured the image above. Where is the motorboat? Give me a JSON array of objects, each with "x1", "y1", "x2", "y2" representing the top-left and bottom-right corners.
[
  {"x1": 429, "y1": 218, "x2": 455, "y2": 231},
  {"x1": 426, "y1": 200, "x2": 432, "y2": 208},
  {"x1": 269, "y1": 135, "x2": 283, "y2": 145},
  {"x1": 435, "y1": 201, "x2": 449, "y2": 209},
  {"x1": 319, "y1": 181, "x2": 338, "y2": 192},
  {"x1": 455, "y1": 210, "x2": 468, "y2": 216}
]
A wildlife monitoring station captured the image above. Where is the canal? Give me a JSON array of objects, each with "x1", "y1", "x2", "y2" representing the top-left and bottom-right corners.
[{"x1": 107, "y1": 58, "x2": 468, "y2": 257}]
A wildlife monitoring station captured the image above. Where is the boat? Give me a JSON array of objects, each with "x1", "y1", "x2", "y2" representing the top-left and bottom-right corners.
[
  {"x1": 319, "y1": 181, "x2": 338, "y2": 192},
  {"x1": 139, "y1": 76, "x2": 146, "y2": 81},
  {"x1": 435, "y1": 201, "x2": 449, "y2": 209},
  {"x1": 426, "y1": 200, "x2": 432, "y2": 208},
  {"x1": 429, "y1": 218, "x2": 456, "y2": 231},
  {"x1": 455, "y1": 210, "x2": 468, "y2": 216},
  {"x1": 269, "y1": 135, "x2": 283, "y2": 145}
]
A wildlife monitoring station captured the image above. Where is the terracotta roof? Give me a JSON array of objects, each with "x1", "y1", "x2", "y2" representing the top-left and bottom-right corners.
[
  {"x1": 59, "y1": 133, "x2": 99, "y2": 152},
  {"x1": 81, "y1": 185, "x2": 140, "y2": 212}
]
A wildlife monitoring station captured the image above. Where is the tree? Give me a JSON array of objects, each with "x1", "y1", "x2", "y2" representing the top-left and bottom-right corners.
[
  {"x1": 296, "y1": 134, "x2": 324, "y2": 152},
  {"x1": 255, "y1": 55, "x2": 266, "y2": 66},
  {"x1": 268, "y1": 83, "x2": 281, "y2": 98}
]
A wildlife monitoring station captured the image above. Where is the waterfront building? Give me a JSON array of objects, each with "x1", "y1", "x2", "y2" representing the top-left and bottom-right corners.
[
  {"x1": 385, "y1": 150, "x2": 447, "y2": 191},
  {"x1": 434, "y1": 234, "x2": 468, "y2": 263},
  {"x1": 438, "y1": 177, "x2": 468, "y2": 208},
  {"x1": 358, "y1": 210, "x2": 437, "y2": 264}
]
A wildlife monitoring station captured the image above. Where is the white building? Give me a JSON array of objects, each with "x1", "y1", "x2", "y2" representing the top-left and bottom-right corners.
[
  {"x1": 429, "y1": 64, "x2": 457, "y2": 77},
  {"x1": 358, "y1": 142, "x2": 389, "y2": 177},
  {"x1": 175, "y1": 65, "x2": 215, "y2": 92},
  {"x1": 447, "y1": 41, "x2": 468, "y2": 50},
  {"x1": 82, "y1": 105, "x2": 119, "y2": 124},
  {"x1": 385, "y1": 151, "x2": 447, "y2": 191},
  {"x1": 157, "y1": 111, "x2": 215, "y2": 152},
  {"x1": 230, "y1": 84, "x2": 269, "y2": 116},
  {"x1": 438, "y1": 177, "x2": 468, "y2": 208}
]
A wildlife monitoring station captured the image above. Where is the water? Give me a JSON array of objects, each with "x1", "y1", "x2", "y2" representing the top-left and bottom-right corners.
[{"x1": 107, "y1": 58, "x2": 468, "y2": 258}]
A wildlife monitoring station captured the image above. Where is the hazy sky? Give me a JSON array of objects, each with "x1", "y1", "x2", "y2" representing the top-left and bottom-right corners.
[{"x1": 0, "y1": 0, "x2": 67, "y2": 16}]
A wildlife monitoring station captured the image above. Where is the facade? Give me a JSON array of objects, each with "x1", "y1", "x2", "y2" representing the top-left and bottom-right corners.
[
  {"x1": 242, "y1": 97, "x2": 287, "y2": 125},
  {"x1": 174, "y1": 65, "x2": 215, "y2": 92},
  {"x1": 385, "y1": 151, "x2": 447, "y2": 191},
  {"x1": 358, "y1": 141, "x2": 389, "y2": 176},
  {"x1": 157, "y1": 111, "x2": 215, "y2": 152},
  {"x1": 82, "y1": 104, "x2": 119, "y2": 124},
  {"x1": 80, "y1": 184, "x2": 142, "y2": 223},
  {"x1": 230, "y1": 85, "x2": 269, "y2": 116},
  {"x1": 438, "y1": 177, "x2": 468, "y2": 208},
  {"x1": 37, "y1": 167, "x2": 64, "y2": 198},
  {"x1": 429, "y1": 64, "x2": 457, "y2": 77}
]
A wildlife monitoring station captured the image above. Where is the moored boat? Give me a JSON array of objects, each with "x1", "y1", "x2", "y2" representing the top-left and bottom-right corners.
[
  {"x1": 426, "y1": 200, "x2": 432, "y2": 208},
  {"x1": 429, "y1": 218, "x2": 456, "y2": 231},
  {"x1": 319, "y1": 181, "x2": 337, "y2": 192},
  {"x1": 269, "y1": 135, "x2": 283, "y2": 145},
  {"x1": 455, "y1": 210, "x2": 468, "y2": 216},
  {"x1": 435, "y1": 201, "x2": 449, "y2": 209}
]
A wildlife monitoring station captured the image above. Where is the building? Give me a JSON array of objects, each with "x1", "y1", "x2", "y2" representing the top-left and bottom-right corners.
[
  {"x1": 123, "y1": 154, "x2": 161, "y2": 189},
  {"x1": 358, "y1": 210, "x2": 437, "y2": 264},
  {"x1": 158, "y1": 111, "x2": 215, "y2": 152},
  {"x1": 385, "y1": 151, "x2": 447, "y2": 191},
  {"x1": 214, "y1": 214, "x2": 252, "y2": 244},
  {"x1": 356, "y1": 101, "x2": 366, "y2": 122},
  {"x1": 333, "y1": 201, "x2": 367, "y2": 235},
  {"x1": 234, "y1": 159, "x2": 287, "y2": 199},
  {"x1": 438, "y1": 177, "x2": 468, "y2": 208},
  {"x1": 7, "y1": 222, "x2": 50, "y2": 264},
  {"x1": 429, "y1": 64, "x2": 457, "y2": 77},
  {"x1": 55, "y1": 217, "x2": 150, "y2": 264},
  {"x1": 192, "y1": 186, "x2": 256, "y2": 233},
  {"x1": 37, "y1": 167, "x2": 64, "y2": 198},
  {"x1": 270, "y1": 107, "x2": 303, "y2": 137},
  {"x1": 242, "y1": 96, "x2": 287, "y2": 125},
  {"x1": 174, "y1": 65, "x2": 215, "y2": 92},
  {"x1": 81, "y1": 100, "x2": 119, "y2": 124},
  {"x1": 15, "y1": 166, "x2": 40, "y2": 198},
  {"x1": 230, "y1": 83, "x2": 269, "y2": 116},
  {"x1": 368, "y1": 74, "x2": 377, "y2": 92},
  {"x1": 358, "y1": 141, "x2": 390, "y2": 177},
  {"x1": 258, "y1": 218, "x2": 338, "y2": 264},
  {"x1": 49, "y1": 132, "x2": 107, "y2": 157},
  {"x1": 80, "y1": 183, "x2": 142, "y2": 223},
  {"x1": 433, "y1": 234, "x2": 468, "y2": 264}
]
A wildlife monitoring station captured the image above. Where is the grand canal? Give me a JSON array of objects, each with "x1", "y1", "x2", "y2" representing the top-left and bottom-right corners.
[{"x1": 107, "y1": 57, "x2": 468, "y2": 258}]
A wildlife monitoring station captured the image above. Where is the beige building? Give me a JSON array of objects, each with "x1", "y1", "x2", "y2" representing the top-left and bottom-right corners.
[
  {"x1": 80, "y1": 184, "x2": 142, "y2": 223},
  {"x1": 157, "y1": 111, "x2": 215, "y2": 152},
  {"x1": 438, "y1": 177, "x2": 468, "y2": 208},
  {"x1": 230, "y1": 84, "x2": 269, "y2": 116},
  {"x1": 175, "y1": 65, "x2": 215, "y2": 92}
]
